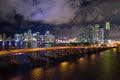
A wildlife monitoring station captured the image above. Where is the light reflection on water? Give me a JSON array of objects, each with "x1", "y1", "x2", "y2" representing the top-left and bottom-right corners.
[
  {"x1": 0, "y1": 49, "x2": 120, "y2": 80},
  {"x1": 90, "y1": 54, "x2": 96, "y2": 65},
  {"x1": 30, "y1": 68, "x2": 43, "y2": 80},
  {"x1": 10, "y1": 75, "x2": 23, "y2": 80}
]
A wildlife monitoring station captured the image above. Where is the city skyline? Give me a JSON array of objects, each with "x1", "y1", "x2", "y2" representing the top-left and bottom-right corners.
[{"x1": 0, "y1": 22, "x2": 116, "y2": 45}]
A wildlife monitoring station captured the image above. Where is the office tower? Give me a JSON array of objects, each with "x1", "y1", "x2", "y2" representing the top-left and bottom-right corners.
[
  {"x1": 14, "y1": 34, "x2": 23, "y2": 41},
  {"x1": 94, "y1": 24, "x2": 99, "y2": 42},
  {"x1": 0, "y1": 34, "x2": 2, "y2": 41},
  {"x1": 44, "y1": 31, "x2": 55, "y2": 43},
  {"x1": 28, "y1": 29, "x2": 32, "y2": 41},
  {"x1": 23, "y1": 32, "x2": 28, "y2": 41},
  {"x1": 2, "y1": 33, "x2": 6, "y2": 41},
  {"x1": 105, "y1": 22, "x2": 110, "y2": 40},
  {"x1": 80, "y1": 30, "x2": 87, "y2": 42},
  {"x1": 87, "y1": 25, "x2": 94, "y2": 42},
  {"x1": 99, "y1": 28, "x2": 104, "y2": 44},
  {"x1": 36, "y1": 32, "x2": 40, "y2": 41}
]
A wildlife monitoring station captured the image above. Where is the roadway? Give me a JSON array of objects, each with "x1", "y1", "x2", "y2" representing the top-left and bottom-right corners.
[{"x1": 0, "y1": 46, "x2": 115, "y2": 56}]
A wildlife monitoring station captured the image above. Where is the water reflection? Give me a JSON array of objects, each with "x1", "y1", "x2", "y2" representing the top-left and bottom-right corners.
[
  {"x1": 44, "y1": 68, "x2": 56, "y2": 80},
  {"x1": 60, "y1": 61, "x2": 69, "y2": 68},
  {"x1": 59, "y1": 61, "x2": 76, "y2": 80},
  {"x1": 113, "y1": 48, "x2": 117, "y2": 57},
  {"x1": 1, "y1": 49, "x2": 120, "y2": 80},
  {"x1": 10, "y1": 75, "x2": 23, "y2": 80},
  {"x1": 99, "y1": 50, "x2": 114, "y2": 79},
  {"x1": 30, "y1": 68, "x2": 43, "y2": 80},
  {"x1": 90, "y1": 54, "x2": 96, "y2": 65},
  {"x1": 100, "y1": 52, "x2": 103, "y2": 57},
  {"x1": 78, "y1": 57, "x2": 87, "y2": 75},
  {"x1": 78, "y1": 57, "x2": 84, "y2": 63}
]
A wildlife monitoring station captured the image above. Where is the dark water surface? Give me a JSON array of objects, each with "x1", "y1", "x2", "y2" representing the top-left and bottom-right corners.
[{"x1": 0, "y1": 48, "x2": 120, "y2": 80}]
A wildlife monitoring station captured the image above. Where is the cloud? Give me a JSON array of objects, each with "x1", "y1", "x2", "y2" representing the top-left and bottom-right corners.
[
  {"x1": 0, "y1": 0, "x2": 15, "y2": 21},
  {"x1": 86, "y1": 7, "x2": 104, "y2": 22},
  {"x1": 112, "y1": 9, "x2": 120, "y2": 14},
  {"x1": 0, "y1": 0, "x2": 81, "y2": 25},
  {"x1": 109, "y1": 24, "x2": 120, "y2": 39},
  {"x1": 1, "y1": 0, "x2": 120, "y2": 26},
  {"x1": 54, "y1": 25, "x2": 83, "y2": 38},
  {"x1": 74, "y1": 0, "x2": 120, "y2": 23}
]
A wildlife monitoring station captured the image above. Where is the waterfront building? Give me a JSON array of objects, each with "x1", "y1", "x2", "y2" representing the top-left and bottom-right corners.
[
  {"x1": 0, "y1": 34, "x2": 2, "y2": 41},
  {"x1": 87, "y1": 25, "x2": 94, "y2": 42},
  {"x1": 36, "y1": 32, "x2": 40, "y2": 41},
  {"x1": 14, "y1": 34, "x2": 23, "y2": 42},
  {"x1": 2, "y1": 33, "x2": 6, "y2": 41},
  {"x1": 99, "y1": 28, "x2": 104, "y2": 44},
  {"x1": 105, "y1": 22, "x2": 110, "y2": 40},
  {"x1": 27, "y1": 29, "x2": 32, "y2": 41},
  {"x1": 23, "y1": 32, "x2": 28, "y2": 41},
  {"x1": 40, "y1": 35, "x2": 44, "y2": 42},
  {"x1": 44, "y1": 31, "x2": 55, "y2": 43},
  {"x1": 94, "y1": 24, "x2": 99, "y2": 42},
  {"x1": 80, "y1": 25, "x2": 94, "y2": 42},
  {"x1": 80, "y1": 30, "x2": 87, "y2": 42}
]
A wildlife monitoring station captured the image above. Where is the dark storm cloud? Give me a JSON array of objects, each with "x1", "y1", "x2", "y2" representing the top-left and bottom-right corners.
[
  {"x1": 74, "y1": 0, "x2": 120, "y2": 23},
  {"x1": 0, "y1": 0, "x2": 82, "y2": 25},
  {"x1": 0, "y1": 0, "x2": 120, "y2": 26},
  {"x1": 54, "y1": 25, "x2": 83, "y2": 37}
]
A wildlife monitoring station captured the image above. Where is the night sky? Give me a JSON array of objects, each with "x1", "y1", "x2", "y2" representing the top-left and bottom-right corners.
[{"x1": 0, "y1": 0, "x2": 120, "y2": 38}]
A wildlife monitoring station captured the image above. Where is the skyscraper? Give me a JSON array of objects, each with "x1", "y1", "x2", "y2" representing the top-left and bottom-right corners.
[
  {"x1": 86, "y1": 25, "x2": 94, "y2": 42},
  {"x1": 36, "y1": 32, "x2": 40, "y2": 41},
  {"x1": 2, "y1": 33, "x2": 6, "y2": 41},
  {"x1": 105, "y1": 22, "x2": 110, "y2": 40},
  {"x1": 28, "y1": 29, "x2": 32, "y2": 41},
  {"x1": 80, "y1": 25, "x2": 94, "y2": 42},
  {"x1": 0, "y1": 34, "x2": 2, "y2": 41},
  {"x1": 94, "y1": 24, "x2": 99, "y2": 42},
  {"x1": 99, "y1": 28, "x2": 104, "y2": 44},
  {"x1": 44, "y1": 31, "x2": 55, "y2": 43}
]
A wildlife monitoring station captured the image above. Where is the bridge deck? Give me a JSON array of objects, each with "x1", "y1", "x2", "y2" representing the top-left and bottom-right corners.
[{"x1": 0, "y1": 46, "x2": 115, "y2": 56}]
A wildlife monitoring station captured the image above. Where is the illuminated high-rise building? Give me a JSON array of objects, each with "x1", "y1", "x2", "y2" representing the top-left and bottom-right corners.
[
  {"x1": 80, "y1": 25, "x2": 94, "y2": 42},
  {"x1": 28, "y1": 29, "x2": 32, "y2": 41},
  {"x1": 105, "y1": 22, "x2": 110, "y2": 40},
  {"x1": 36, "y1": 32, "x2": 40, "y2": 41},
  {"x1": 99, "y1": 28, "x2": 104, "y2": 44},
  {"x1": 23, "y1": 32, "x2": 28, "y2": 41},
  {"x1": 94, "y1": 24, "x2": 99, "y2": 42},
  {"x1": 14, "y1": 34, "x2": 23, "y2": 42},
  {"x1": 80, "y1": 30, "x2": 87, "y2": 42},
  {"x1": 2, "y1": 33, "x2": 6, "y2": 41},
  {"x1": 44, "y1": 31, "x2": 55, "y2": 43},
  {"x1": 0, "y1": 34, "x2": 2, "y2": 41},
  {"x1": 85, "y1": 25, "x2": 94, "y2": 42},
  {"x1": 106, "y1": 22, "x2": 110, "y2": 30},
  {"x1": 87, "y1": 25, "x2": 94, "y2": 42}
]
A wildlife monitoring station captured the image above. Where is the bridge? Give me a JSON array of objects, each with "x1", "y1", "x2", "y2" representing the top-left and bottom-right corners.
[
  {"x1": 0, "y1": 46, "x2": 116, "y2": 56},
  {"x1": 0, "y1": 45, "x2": 116, "y2": 64}
]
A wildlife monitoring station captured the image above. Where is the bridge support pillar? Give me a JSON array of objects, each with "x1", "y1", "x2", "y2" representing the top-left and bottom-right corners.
[{"x1": 29, "y1": 52, "x2": 40, "y2": 61}]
